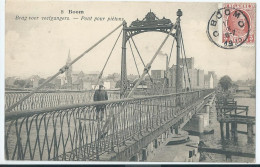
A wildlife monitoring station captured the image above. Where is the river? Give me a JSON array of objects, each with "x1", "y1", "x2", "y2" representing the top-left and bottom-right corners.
[{"x1": 199, "y1": 97, "x2": 256, "y2": 163}]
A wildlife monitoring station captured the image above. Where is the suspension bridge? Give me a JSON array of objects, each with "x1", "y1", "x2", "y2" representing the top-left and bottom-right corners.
[{"x1": 5, "y1": 9, "x2": 215, "y2": 161}]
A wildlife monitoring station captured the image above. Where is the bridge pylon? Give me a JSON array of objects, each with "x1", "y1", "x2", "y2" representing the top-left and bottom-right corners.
[
  {"x1": 120, "y1": 9, "x2": 184, "y2": 97},
  {"x1": 120, "y1": 21, "x2": 128, "y2": 98},
  {"x1": 175, "y1": 9, "x2": 183, "y2": 93}
]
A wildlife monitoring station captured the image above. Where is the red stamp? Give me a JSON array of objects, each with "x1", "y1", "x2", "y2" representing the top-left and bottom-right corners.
[
  {"x1": 222, "y1": 3, "x2": 256, "y2": 45},
  {"x1": 207, "y1": 3, "x2": 255, "y2": 49}
]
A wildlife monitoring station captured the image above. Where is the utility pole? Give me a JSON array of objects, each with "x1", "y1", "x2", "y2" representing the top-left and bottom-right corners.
[
  {"x1": 120, "y1": 21, "x2": 127, "y2": 98},
  {"x1": 175, "y1": 9, "x2": 183, "y2": 93}
]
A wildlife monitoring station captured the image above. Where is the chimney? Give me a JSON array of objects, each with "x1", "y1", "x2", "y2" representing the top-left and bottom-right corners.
[{"x1": 165, "y1": 55, "x2": 169, "y2": 77}]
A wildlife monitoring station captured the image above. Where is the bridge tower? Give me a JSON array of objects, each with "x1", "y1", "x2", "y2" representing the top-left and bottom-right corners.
[
  {"x1": 120, "y1": 21, "x2": 128, "y2": 98},
  {"x1": 175, "y1": 9, "x2": 183, "y2": 93},
  {"x1": 120, "y1": 10, "x2": 183, "y2": 97}
]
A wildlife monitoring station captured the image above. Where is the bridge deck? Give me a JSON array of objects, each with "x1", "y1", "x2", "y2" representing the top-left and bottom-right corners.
[{"x1": 5, "y1": 89, "x2": 214, "y2": 161}]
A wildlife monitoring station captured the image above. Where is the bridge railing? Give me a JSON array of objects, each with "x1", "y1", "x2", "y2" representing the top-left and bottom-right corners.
[
  {"x1": 5, "y1": 89, "x2": 214, "y2": 160},
  {"x1": 5, "y1": 88, "x2": 190, "y2": 112},
  {"x1": 5, "y1": 90, "x2": 120, "y2": 112}
]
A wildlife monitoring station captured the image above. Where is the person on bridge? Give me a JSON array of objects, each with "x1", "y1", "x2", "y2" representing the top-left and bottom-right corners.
[{"x1": 94, "y1": 84, "x2": 108, "y2": 120}]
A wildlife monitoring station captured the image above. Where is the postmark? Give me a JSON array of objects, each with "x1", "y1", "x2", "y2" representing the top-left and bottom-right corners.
[
  {"x1": 207, "y1": 4, "x2": 254, "y2": 49},
  {"x1": 223, "y1": 3, "x2": 255, "y2": 45}
]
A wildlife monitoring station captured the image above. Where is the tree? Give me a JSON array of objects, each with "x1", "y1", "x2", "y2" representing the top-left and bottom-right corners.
[
  {"x1": 133, "y1": 79, "x2": 146, "y2": 86},
  {"x1": 115, "y1": 80, "x2": 121, "y2": 88},
  {"x1": 39, "y1": 78, "x2": 46, "y2": 85},
  {"x1": 25, "y1": 80, "x2": 32, "y2": 88},
  {"x1": 251, "y1": 85, "x2": 256, "y2": 93},
  {"x1": 115, "y1": 80, "x2": 131, "y2": 88},
  {"x1": 219, "y1": 75, "x2": 232, "y2": 91},
  {"x1": 14, "y1": 79, "x2": 26, "y2": 88}
]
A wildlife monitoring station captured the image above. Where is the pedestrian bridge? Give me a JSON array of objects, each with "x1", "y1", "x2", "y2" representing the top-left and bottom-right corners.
[
  {"x1": 5, "y1": 10, "x2": 215, "y2": 161},
  {"x1": 5, "y1": 89, "x2": 214, "y2": 161}
]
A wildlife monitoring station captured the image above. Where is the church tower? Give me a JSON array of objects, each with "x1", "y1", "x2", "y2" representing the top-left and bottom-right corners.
[{"x1": 65, "y1": 50, "x2": 72, "y2": 89}]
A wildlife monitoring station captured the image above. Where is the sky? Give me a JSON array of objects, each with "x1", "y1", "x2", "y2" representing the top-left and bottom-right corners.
[{"x1": 5, "y1": 1, "x2": 256, "y2": 81}]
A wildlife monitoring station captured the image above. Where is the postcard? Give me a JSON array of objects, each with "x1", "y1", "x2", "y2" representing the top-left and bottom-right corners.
[{"x1": 2, "y1": 0, "x2": 257, "y2": 163}]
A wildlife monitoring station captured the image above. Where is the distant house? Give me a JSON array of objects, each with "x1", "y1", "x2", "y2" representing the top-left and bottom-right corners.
[
  {"x1": 208, "y1": 71, "x2": 218, "y2": 88},
  {"x1": 72, "y1": 71, "x2": 85, "y2": 83},
  {"x1": 64, "y1": 67, "x2": 102, "y2": 90},
  {"x1": 180, "y1": 57, "x2": 194, "y2": 69},
  {"x1": 72, "y1": 79, "x2": 83, "y2": 90},
  {"x1": 236, "y1": 86, "x2": 251, "y2": 93},
  {"x1": 60, "y1": 76, "x2": 66, "y2": 86},
  {"x1": 106, "y1": 73, "x2": 120, "y2": 82},
  {"x1": 197, "y1": 69, "x2": 204, "y2": 89},
  {"x1": 53, "y1": 78, "x2": 62, "y2": 89},
  {"x1": 103, "y1": 80, "x2": 117, "y2": 90},
  {"x1": 151, "y1": 70, "x2": 165, "y2": 79},
  {"x1": 137, "y1": 85, "x2": 148, "y2": 89},
  {"x1": 168, "y1": 59, "x2": 206, "y2": 90},
  {"x1": 204, "y1": 73, "x2": 214, "y2": 89},
  {"x1": 85, "y1": 71, "x2": 99, "y2": 79},
  {"x1": 5, "y1": 77, "x2": 17, "y2": 88},
  {"x1": 30, "y1": 75, "x2": 41, "y2": 88}
]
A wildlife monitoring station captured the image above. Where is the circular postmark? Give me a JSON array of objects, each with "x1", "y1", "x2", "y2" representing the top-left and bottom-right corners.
[{"x1": 207, "y1": 7, "x2": 250, "y2": 49}]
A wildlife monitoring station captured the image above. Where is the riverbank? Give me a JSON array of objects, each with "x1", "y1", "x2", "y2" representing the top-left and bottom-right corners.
[
  {"x1": 198, "y1": 97, "x2": 255, "y2": 163},
  {"x1": 148, "y1": 131, "x2": 200, "y2": 162}
]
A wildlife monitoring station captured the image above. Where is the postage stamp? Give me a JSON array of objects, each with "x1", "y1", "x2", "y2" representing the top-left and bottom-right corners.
[
  {"x1": 222, "y1": 3, "x2": 256, "y2": 45},
  {"x1": 207, "y1": 3, "x2": 255, "y2": 49}
]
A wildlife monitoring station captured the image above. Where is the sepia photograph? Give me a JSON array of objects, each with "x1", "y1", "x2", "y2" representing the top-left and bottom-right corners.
[{"x1": 1, "y1": 0, "x2": 258, "y2": 164}]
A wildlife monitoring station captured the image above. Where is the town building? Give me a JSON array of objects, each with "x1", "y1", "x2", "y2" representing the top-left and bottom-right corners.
[
  {"x1": 63, "y1": 53, "x2": 118, "y2": 90},
  {"x1": 29, "y1": 75, "x2": 41, "y2": 88},
  {"x1": 204, "y1": 71, "x2": 218, "y2": 89},
  {"x1": 208, "y1": 71, "x2": 218, "y2": 88},
  {"x1": 151, "y1": 70, "x2": 165, "y2": 79},
  {"x1": 168, "y1": 57, "x2": 205, "y2": 91},
  {"x1": 5, "y1": 77, "x2": 18, "y2": 88},
  {"x1": 179, "y1": 57, "x2": 194, "y2": 69},
  {"x1": 197, "y1": 69, "x2": 205, "y2": 89}
]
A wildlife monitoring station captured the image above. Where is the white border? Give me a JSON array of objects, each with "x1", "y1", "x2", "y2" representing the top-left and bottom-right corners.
[
  {"x1": 0, "y1": 0, "x2": 5, "y2": 164},
  {"x1": 0, "y1": 0, "x2": 259, "y2": 165}
]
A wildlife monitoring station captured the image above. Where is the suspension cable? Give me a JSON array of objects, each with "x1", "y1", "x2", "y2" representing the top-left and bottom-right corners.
[
  {"x1": 127, "y1": 25, "x2": 175, "y2": 98},
  {"x1": 180, "y1": 45, "x2": 187, "y2": 90},
  {"x1": 129, "y1": 36, "x2": 154, "y2": 84},
  {"x1": 168, "y1": 38, "x2": 175, "y2": 66},
  {"x1": 128, "y1": 40, "x2": 141, "y2": 77},
  {"x1": 129, "y1": 35, "x2": 160, "y2": 95},
  {"x1": 180, "y1": 26, "x2": 192, "y2": 91},
  {"x1": 129, "y1": 39, "x2": 149, "y2": 95},
  {"x1": 91, "y1": 29, "x2": 123, "y2": 98},
  {"x1": 6, "y1": 22, "x2": 124, "y2": 112}
]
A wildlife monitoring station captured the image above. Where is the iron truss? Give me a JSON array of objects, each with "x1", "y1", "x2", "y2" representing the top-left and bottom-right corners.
[{"x1": 124, "y1": 10, "x2": 176, "y2": 41}]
